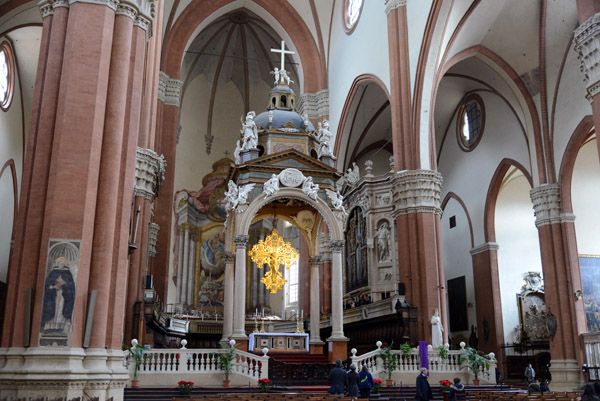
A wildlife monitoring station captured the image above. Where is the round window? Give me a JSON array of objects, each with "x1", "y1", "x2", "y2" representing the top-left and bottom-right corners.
[
  {"x1": 457, "y1": 94, "x2": 485, "y2": 151},
  {"x1": 343, "y1": 0, "x2": 364, "y2": 34},
  {"x1": 0, "y1": 42, "x2": 14, "y2": 111}
]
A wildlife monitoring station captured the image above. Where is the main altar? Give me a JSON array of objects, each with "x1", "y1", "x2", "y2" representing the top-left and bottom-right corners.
[{"x1": 249, "y1": 332, "x2": 309, "y2": 353}]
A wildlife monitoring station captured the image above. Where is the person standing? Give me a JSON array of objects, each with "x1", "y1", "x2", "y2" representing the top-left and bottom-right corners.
[
  {"x1": 524, "y1": 363, "x2": 535, "y2": 383},
  {"x1": 347, "y1": 364, "x2": 359, "y2": 397},
  {"x1": 358, "y1": 365, "x2": 374, "y2": 399},
  {"x1": 416, "y1": 367, "x2": 433, "y2": 401},
  {"x1": 328, "y1": 359, "x2": 348, "y2": 395}
]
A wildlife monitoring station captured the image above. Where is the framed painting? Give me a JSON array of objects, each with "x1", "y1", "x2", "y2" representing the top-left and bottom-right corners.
[{"x1": 580, "y1": 255, "x2": 600, "y2": 332}]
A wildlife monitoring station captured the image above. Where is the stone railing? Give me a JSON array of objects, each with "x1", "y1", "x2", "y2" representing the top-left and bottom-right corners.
[
  {"x1": 131, "y1": 341, "x2": 269, "y2": 386},
  {"x1": 350, "y1": 342, "x2": 496, "y2": 384}
]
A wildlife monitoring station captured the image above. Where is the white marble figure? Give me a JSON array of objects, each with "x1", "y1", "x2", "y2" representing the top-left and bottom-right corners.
[
  {"x1": 279, "y1": 69, "x2": 294, "y2": 85},
  {"x1": 346, "y1": 162, "x2": 360, "y2": 186},
  {"x1": 302, "y1": 176, "x2": 319, "y2": 200},
  {"x1": 431, "y1": 309, "x2": 444, "y2": 348},
  {"x1": 234, "y1": 139, "x2": 242, "y2": 164},
  {"x1": 303, "y1": 113, "x2": 310, "y2": 130},
  {"x1": 241, "y1": 111, "x2": 258, "y2": 150},
  {"x1": 263, "y1": 174, "x2": 280, "y2": 198},
  {"x1": 268, "y1": 110, "x2": 273, "y2": 126},
  {"x1": 325, "y1": 188, "x2": 347, "y2": 215},
  {"x1": 225, "y1": 180, "x2": 255, "y2": 211},
  {"x1": 270, "y1": 67, "x2": 281, "y2": 85},
  {"x1": 376, "y1": 222, "x2": 391, "y2": 261},
  {"x1": 317, "y1": 120, "x2": 334, "y2": 158}
]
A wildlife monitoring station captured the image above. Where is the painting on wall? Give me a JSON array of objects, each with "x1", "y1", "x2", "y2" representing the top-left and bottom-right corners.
[
  {"x1": 345, "y1": 207, "x2": 368, "y2": 292},
  {"x1": 195, "y1": 223, "x2": 226, "y2": 307},
  {"x1": 447, "y1": 276, "x2": 468, "y2": 332},
  {"x1": 580, "y1": 255, "x2": 600, "y2": 332},
  {"x1": 40, "y1": 239, "x2": 80, "y2": 346}
]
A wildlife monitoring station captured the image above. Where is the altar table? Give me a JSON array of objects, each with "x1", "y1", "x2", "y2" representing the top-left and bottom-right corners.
[{"x1": 248, "y1": 332, "x2": 309, "y2": 353}]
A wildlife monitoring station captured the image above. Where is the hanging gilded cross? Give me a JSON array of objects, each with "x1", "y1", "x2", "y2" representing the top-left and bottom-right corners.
[{"x1": 248, "y1": 229, "x2": 299, "y2": 294}]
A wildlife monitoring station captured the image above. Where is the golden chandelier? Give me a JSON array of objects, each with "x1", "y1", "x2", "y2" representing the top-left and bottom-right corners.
[{"x1": 248, "y1": 228, "x2": 299, "y2": 294}]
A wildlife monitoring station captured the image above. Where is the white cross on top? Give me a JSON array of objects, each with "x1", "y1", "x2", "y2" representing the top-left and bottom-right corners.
[{"x1": 271, "y1": 40, "x2": 295, "y2": 72}]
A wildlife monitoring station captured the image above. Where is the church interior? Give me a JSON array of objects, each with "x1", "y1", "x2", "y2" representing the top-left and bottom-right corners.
[{"x1": 1, "y1": 0, "x2": 600, "y2": 399}]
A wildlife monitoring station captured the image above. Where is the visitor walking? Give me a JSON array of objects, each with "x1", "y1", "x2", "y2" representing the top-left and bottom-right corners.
[
  {"x1": 358, "y1": 365, "x2": 374, "y2": 399},
  {"x1": 328, "y1": 358, "x2": 348, "y2": 395},
  {"x1": 416, "y1": 367, "x2": 433, "y2": 401},
  {"x1": 347, "y1": 364, "x2": 359, "y2": 397}
]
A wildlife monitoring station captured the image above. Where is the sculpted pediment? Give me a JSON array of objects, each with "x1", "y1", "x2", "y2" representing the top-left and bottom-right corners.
[{"x1": 239, "y1": 149, "x2": 339, "y2": 176}]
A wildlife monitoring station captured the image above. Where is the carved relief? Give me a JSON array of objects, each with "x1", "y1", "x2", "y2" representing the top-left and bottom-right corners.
[{"x1": 279, "y1": 168, "x2": 305, "y2": 187}]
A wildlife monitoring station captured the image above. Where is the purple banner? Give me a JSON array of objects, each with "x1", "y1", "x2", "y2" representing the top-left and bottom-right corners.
[{"x1": 419, "y1": 341, "x2": 429, "y2": 373}]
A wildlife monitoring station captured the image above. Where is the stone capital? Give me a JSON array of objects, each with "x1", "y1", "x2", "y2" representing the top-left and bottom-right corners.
[
  {"x1": 574, "y1": 12, "x2": 600, "y2": 100},
  {"x1": 469, "y1": 242, "x2": 499, "y2": 256},
  {"x1": 385, "y1": 0, "x2": 406, "y2": 15},
  {"x1": 147, "y1": 222, "x2": 159, "y2": 257},
  {"x1": 330, "y1": 240, "x2": 345, "y2": 253},
  {"x1": 391, "y1": 169, "x2": 443, "y2": 217},
  {"x1": 309, "y1": 256, "x2": 322, "y2": 266},
  {"x1": 234, "y1": 234, "x2": 249, "y2": 248},
  {"x1": 134, "y1": 147, "x2": 166, "y2": 201},
  {"x1": 297, "y1": 89, "x2": 329, "y2": 120},
  {"x1": 158, "y1": 71, "x2": 183, "y2": 107},
  {"x1": 530, "y1": 183, "x2": 562, "y2": 227}
]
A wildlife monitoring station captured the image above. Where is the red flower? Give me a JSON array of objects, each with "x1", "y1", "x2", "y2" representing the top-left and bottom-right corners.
[
  {"x1": 373, "y1": 379, "x2": 383, "y2": 385},
  {"x1": 439, "y1": 380, "x2": 452, "y2": 387},
  {"x1": 258, "y1": 378, "x2": 271, "y2": 384}
]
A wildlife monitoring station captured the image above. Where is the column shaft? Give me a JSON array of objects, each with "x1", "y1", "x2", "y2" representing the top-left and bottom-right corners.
[
  {"x1": 330, "y1": 241, "x2": 345, "y2": 339},
  {"x1": 181, "y1": 228, "x2": 190, "y2": 304},
  {"x1": 176, "y1": 229, "x2": 184, "y2": 303},
  {"x1": 232, "y1": 235, "x2": 249, "y2": 338},
  {"x1": 309, "y1": 257, "x2": 322, "y2": 343},
  {"x1": 222, "y1": 253, "x2": 234, "y2": 340}
]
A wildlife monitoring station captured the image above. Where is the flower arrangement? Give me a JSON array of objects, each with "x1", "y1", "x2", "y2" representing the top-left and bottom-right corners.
[
  {"x1": 177, "y1": 380, "x2": 194, "y2": 395},
  {"x1": 439, "y1": 379, "x2": 452, "y2": 392},
  {"x1": 373, "y1": 379, "x2": 383, "y2": 394},
  {"x1": 258, "y1": 378, "x2": 271, "y2": 393}
]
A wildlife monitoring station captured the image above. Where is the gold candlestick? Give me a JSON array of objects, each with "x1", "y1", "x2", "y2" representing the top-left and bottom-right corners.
[
  {"x1": 253, "y1": 318, "x2": 259, "y2": 333},
  {"x1": 260, "y1": 318, "x2": 266, "y2": 333}
]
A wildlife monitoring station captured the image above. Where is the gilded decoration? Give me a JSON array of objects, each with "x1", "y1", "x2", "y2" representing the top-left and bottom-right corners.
[{"x1": 517, "y1": 272, "x2": 549, "y2": 343}]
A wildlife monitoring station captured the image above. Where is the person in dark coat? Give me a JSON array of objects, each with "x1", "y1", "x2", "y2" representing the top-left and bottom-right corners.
[
  {"x1": 449, "y1": 377, "x2": 466, "y2": 401},
  {"x1": 581, "y1": 384, "x2": 599, "y2": 401},
  {"x1": 416, "y1": 367, "x2": 433, "y2": 401},
  {"x1": 540, "y1": 380, "x2": 550, "y2": 393},
  {"x1": 358, "y1": 365, "x2": 374, "y2": 399},
  {"x1": 328, "y1": 358, "x2": 348, "y2": 395},
  {"x1": 347, "y1": 363, "x2": 359, "y2": 397}
]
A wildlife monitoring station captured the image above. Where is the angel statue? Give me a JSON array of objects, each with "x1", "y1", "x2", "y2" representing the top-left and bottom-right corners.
[
  {"x1": 224, "y1": 180, "x2": 256, "y2": 211},
  {"x1": 270, "y1": 67, "x2": 281, "y2": 85},
  {"x1": 302, "y1": 176, "x2": 319, "y2": 200},
  {"x1": 263, "y1": 174, "x2": 280, "y2": 198},
  {"x1": 317, "y1": 120, "x2": 333, "y2": 158},
  {"x1": 241, "y1": 111, "x2": 258, "y2": 150},
  {"x1": 233, "y1": 139, "x2": 242, "y2": 164},
  {"x1": 280, "y1": 69, "x2": 294, "y2": 85},
  {"x1": 346, "y1": 162, "x2": 360, "y2": 186},
  {"x1": 325, "y1": 188, "x2": 347, "y2": 215}
]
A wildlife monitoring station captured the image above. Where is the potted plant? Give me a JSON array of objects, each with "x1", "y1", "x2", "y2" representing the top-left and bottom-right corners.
[
  {"x1": 439, "y1": 379, "x2": 452, "y2": 401},
  {"x1": 213, "y1": 340, "x2": 238, "y2": 387},
  {"x1": 399, "y1": 342, "x2": 414, "y2": 360},
  {"x1": 257, "y1": 378, "x2": 271, "y2": 393},
  {"x1": 373, "y1": 378, "x2": 382, "y2": 394},
  {"x1": 377, "y1": 343, "x2": 398, "y2": 386},
  {"x1": 437, "y1": 344, "x2": 449, "y2": 361},
  {"x1": 177, "y1": 380, "x2": 194, "y2": 396},
  {"x1": 123, "y1": 339, "x2": 147, "y2": 388},
  {"x1": 458, "y1": 347, "x2": 495, "y2": 385}
]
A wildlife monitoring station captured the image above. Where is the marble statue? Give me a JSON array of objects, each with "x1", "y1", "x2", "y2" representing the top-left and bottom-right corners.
[
  {"x1": 302, "y1": 176, "x2": 319, "y2": 200},
  {"x1": 241, "y1": 111, "x2": 258, "y2": 150},
  {"x1": 270, "y1": 67, "x2": 281, "y2": 85},
  {"x1": 280, "y1": 69, "x2": 293, "y2": 85},
  {"x1": 263, "y1": 174, "x2": 280, "y2": 198},
  {"x1": 325, "y1": 188, "x2": 347, "y2": 215},
  {"x1": 303, "y1": 113, "x2": 310, "y2": 130},
  {"x1": 376, "y1": 222, "x2": 391, "y2": 261},
  {"x1": 234, "y1": 139, "x2": 242, "y2": 164},
  {"x1": 317, "y1": 120, "x2": 333, "y2": 158},
  {"x1": 347, "y1": 162, "x2": 360, "y2": 185},
  {"x1": 224, "y1": 180, "x2": 255, "y2": 211},
  {"x1": 431, "y1": 309, "x2": 444, "y2": 348}
]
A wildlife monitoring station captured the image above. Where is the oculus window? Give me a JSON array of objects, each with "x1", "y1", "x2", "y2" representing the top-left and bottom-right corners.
[
  {"x1": 343, "y1": 0, "x2": 364, "y2": 34},
  {"x1": 457, "y1": 94, "x2": 485, "y2": 151}
]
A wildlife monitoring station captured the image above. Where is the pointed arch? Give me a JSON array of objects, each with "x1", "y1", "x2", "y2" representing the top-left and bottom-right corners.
[
  {"x1": 484, "y1": 158, "x2": 533, "y2": 243},
  {"x1": 559, "y1": 115, "x2": 595, "y2": 214},
  {"x1": 0, "y1": 159, "x2": 18, "y2": 236},
  {"x1": 161, "y1": 0, "x2": 323, "y2": 93}
]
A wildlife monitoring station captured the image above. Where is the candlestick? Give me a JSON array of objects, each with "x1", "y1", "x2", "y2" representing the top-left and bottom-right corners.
[
  {"x1": 260, "y1": 318, "x2": 266, "y2": 333},
  {"x1": 253, "y1": 317, "x2": 259, "y2": 333}
]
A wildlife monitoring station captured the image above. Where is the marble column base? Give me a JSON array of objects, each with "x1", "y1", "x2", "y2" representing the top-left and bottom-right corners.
[
  {"x1": 548, "y1": 359, "x2": 584, "y2": 391},
  {"x1": 0, "y1": 347, "x2": 128, "y2": 401},
  {"x1": 327, "y1": 338, "x2": 349, "y2": 363},
  {"x1": 309, "y1": 340, "x2": 325, "y2": 355}
]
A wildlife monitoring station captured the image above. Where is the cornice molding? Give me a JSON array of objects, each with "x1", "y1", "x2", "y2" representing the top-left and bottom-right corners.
[
  {"x1": 385, "y1": 0, "x2": 407, "y2": 15},
  {"x1": 391, "y1": 169, "x2": 443, "y2": 217},
  {"x1": 158, "y1": 71, "x2": 183, "y2": 107},
  {"x1": 469, "y1": 242, "x2": 499, "y2": 256}
]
